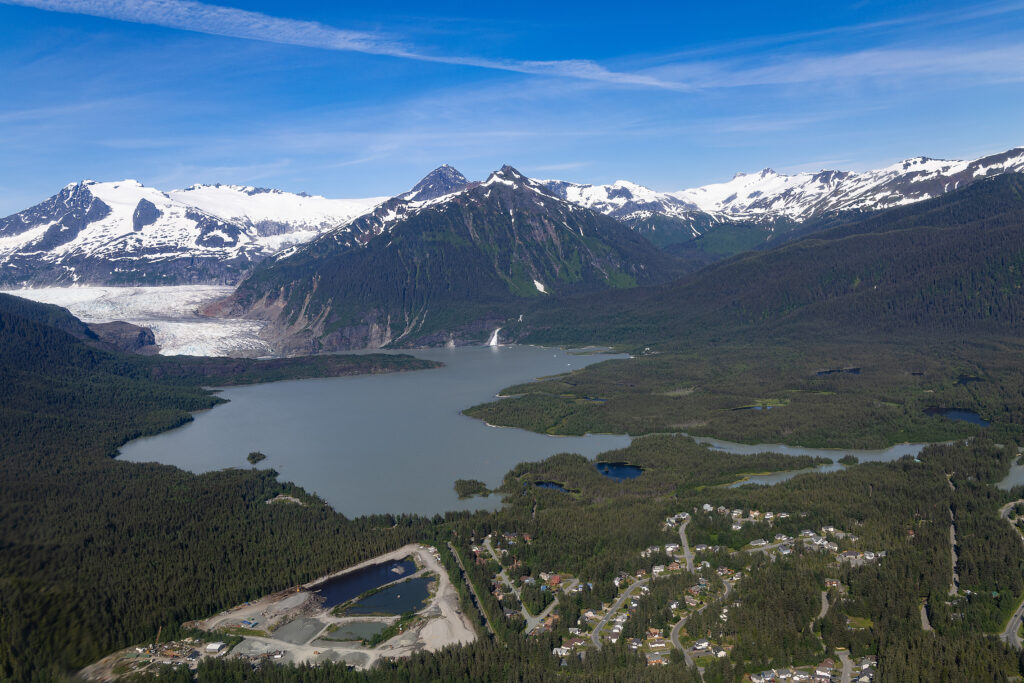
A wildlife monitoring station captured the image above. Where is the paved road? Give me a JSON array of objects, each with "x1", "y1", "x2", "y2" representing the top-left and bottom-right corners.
[
  {"x1": 999, "y1": 500, "x2": 1024, "y2": 648},
  {"x1": 837, "y1": 649, "x2": 853, "y2": 683},
  {"x1": 669, "y1": 579, "x2": 732, "y2": 672},
  {"x1": 525, "y1": 581, "x2": 578, "y2": 635},
  {"x1": 590, "y1": 578, "x2": 650, "y2": 649},
  {"x1": 679, "y1": 518, "x2": 695, "y2": 572},
  {"x1": 483, "y1": 538, "x2": 529, "y2": 620},
  {"x1": 482, "y1": 537, "x2": 576, "y2": 634}
]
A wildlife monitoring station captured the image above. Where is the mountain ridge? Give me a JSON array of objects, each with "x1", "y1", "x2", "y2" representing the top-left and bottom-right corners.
[
  {"x1": 227, "y1": 164, "x2": 679, "y2": 352},
  {"x1": 3, "y1": 146, "x2": 1022, "y2": 287}
]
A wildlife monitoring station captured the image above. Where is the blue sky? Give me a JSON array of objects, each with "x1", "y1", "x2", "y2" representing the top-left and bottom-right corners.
[{"x1": 1, "y1": 0, "x2": 1023, "y2": 213}]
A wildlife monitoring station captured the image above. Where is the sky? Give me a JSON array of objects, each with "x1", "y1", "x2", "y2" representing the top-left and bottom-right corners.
[{"x1": 1, "y1": 0, "x2": 1023, "y2": 213}]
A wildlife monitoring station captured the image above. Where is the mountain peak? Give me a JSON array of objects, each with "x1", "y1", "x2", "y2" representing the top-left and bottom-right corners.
[
  {"x1": 483, "y1": 165, "x2": 529, "y2": 185},
  {"x1": 406, "y1": 165, "x2": 469, "y2": 202},
  {"x1": 495, "y1": 163, "x2": 524, "y2": 178}
]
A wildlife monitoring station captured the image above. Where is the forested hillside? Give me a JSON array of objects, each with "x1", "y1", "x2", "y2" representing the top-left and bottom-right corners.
[
  {"x1": 0, "y1": 300, "x2": 439, "y2": 680},
  {"x1": 512, "y1": 173, "x2": 1024, "y2": 348}
]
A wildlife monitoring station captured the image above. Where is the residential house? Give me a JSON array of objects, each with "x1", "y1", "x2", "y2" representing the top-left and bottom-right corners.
[{"x1": 645, "y1": 652, "x2": 669, "y2": 666}]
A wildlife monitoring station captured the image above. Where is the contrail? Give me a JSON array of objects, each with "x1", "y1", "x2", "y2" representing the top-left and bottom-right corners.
[{"x1": 2, "y1": 0, "x2": 688, "y2": 90}]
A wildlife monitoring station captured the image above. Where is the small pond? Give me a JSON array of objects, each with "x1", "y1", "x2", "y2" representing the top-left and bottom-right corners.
[
  {"x1": 924, "y1": 407, "x2": 989, "y2": 426},
  {"x1": 535, "y1": 481, "x2": 571, "y2": 493},
  {"x1": 311, "y1": 558, "x2": 417, "y2": 608},
  {"x1": 816, "y1": 367, "x2": 861, "y2": 376},
  {"x1": 344, "y1": 576, "x2": 434, "y2": 615},
  {"x1": 326, "y1": 621, "x2": 386, "y2": 641},
  {"x1": 596, "y1": 462, "x2": 644, "y2": 481}
]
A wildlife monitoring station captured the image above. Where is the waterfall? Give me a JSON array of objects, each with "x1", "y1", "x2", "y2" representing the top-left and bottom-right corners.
[{"x1": 487, "y1": 327, "x2": 501, "y2": 347}]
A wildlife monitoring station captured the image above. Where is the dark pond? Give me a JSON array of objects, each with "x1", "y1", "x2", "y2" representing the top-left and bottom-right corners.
[
  {"x1": 923, "y1": 407, "x2": 989, "y2": 426},
  {"x1": 816, "y1": 367, "x2": 861, "y2": 376},
  {"x1": 596, "y1": 462, "x2": 644, "y2": 481},
  {"x1": 535, "y1": 481, "x2": 570, "y2": 493},
  {"x1": 957, "y1": 375, "x2": 983, "y2": 386},
  {"x1": 312, "y1": 558, "x2": 417, "y2": 608},
  {"x1": 732, "y1": 405, "x2": 775, "y2": 411},
  {"x1": 345, "y1": 576, "x2": 434, "y2": 615}
]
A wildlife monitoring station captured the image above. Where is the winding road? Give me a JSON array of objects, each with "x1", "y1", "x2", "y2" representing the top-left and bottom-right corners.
[
  {"x1": 999, "y1": 500, "x2": 1024, "y2": 648},
  {"x1": 669, "y1": 579, "x2": 732, "y2": 672},
  {"x1": 482, "y1": 537, "x2": 576, "y2": 634},
  {"x1": 590, "y1": 578, "x2": 650, "y2": 649}
]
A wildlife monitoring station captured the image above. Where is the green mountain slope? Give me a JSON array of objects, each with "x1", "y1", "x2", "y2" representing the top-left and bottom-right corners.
[
  {"x1": 513, "y1": 173, "x2": 1024, "y2": 347},
  {"x1": 230, "y1": 166, "x2": 679, "y2": 352}
]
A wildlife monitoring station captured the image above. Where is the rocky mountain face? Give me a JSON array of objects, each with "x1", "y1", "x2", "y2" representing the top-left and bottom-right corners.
[
  {"x1": 399, "y1": 164, "x2": 469, "y2": 202},
  {"x1": 3, "y1": 148, "x2": 1022, "y2": 288},
  {"x1": 0, "y1": 180, "x2": 386, "y2": 286},
  {"x1": 226, "y1": 165, "x2": 678, "y2": 353}
]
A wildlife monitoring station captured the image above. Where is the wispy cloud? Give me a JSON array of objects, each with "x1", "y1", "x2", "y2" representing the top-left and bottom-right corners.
[
  {"x1": 651, "y1": 45, "x2": 1024, "y2": 89},
  {"x1": 1, "y1": 0, "x2": 686, "y2": 90}
]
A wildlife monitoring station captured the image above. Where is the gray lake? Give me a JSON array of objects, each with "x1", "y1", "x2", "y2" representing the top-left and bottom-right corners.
[{"x1": 118, "y1": 345, "x2": 632, "y2": 517}]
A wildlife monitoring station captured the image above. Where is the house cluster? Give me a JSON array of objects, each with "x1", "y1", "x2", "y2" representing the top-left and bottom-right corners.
[
  {"x1": 838, "y1": 549, "x2": 885, "y2": 564},
  {"x1": 663, "y1": 511, "x2": 691, "y2": 529},
  {"x1": 750, "y1": 655, "x2": 876, "y2": 683},
  {"x1": 692, "y1": 639, "x2": 728, "y2": 659},
  {"x1": 752, "y1": 657, "x2": 839, "y2": 683},
  {"x1": 551, "y1": 636, "x2": 588, "y2": 658},
  {"x1": 629, "y1": 627, "x2": 672, "y2": 665},
  {"x1": 702, "y1": 504, "x2": 791, "y2": 524},
  {"x1": 603, "y1": 586, "x2": 654, "y2": 644},
  {"x1": 640, "y1": 542, "x2": 680, "y2": 558}
]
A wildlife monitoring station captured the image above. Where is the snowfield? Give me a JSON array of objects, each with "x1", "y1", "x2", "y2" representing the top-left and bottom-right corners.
[{"x1": 5, "y1": 286, "x2": 270, "y2": 357}]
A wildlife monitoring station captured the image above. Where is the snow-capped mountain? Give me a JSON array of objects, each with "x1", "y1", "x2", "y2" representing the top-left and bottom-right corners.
[
  {"x1": 672, "y1": 147, "x2": 1024, "y2": 220},
  {"x1": 398, "y1": 164, "x2": 469, "y2": 202},
  {"x1": 542, "y1": 178, "x2": 697, "y2": 222},
  {"x1": 0, "y1": 180, "x2": 386, "y2": 286},
  {"x1": 170, "y1": 184, "x2": 388, "y2": 239},
  {"x1": 228, "y1": 164, "x2": 677, "y2": 352},
  {"x1": 3, "y1": 147, "x2": 1022, "y2": 288},
  {"x1": 545, "y1": 147, "x2": 1024, "y2": 227}
]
